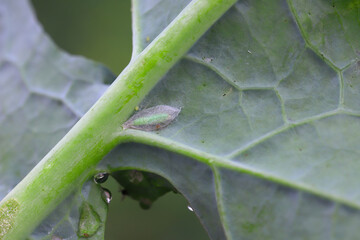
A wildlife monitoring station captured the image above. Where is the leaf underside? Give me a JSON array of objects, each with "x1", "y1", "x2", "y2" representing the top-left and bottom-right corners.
[
  {"x1": 0, "y1": 0, "x2": 112, "y2": 239},
  {"x1": 1, "y1": 0, "x2": 360, "y2": 239},
  {"x1": 103, "y1": 0, "x2": 360, "y2": 239}
]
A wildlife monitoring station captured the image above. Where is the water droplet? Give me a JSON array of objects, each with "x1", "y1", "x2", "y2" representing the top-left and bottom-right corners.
[
  {"x1": 101, "y1": 188, "x2": 112, "y2": 204},
  {"x1": 93, "y1": 172, "x2": 109, "y2": 184},
  {"x1": 187, "y1": 205, "x2": 194, "y2": 212}
]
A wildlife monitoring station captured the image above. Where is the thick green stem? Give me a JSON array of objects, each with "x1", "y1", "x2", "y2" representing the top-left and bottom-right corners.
[{"x1": 0, "y1": 0, "x2": 236, "y2": 239}]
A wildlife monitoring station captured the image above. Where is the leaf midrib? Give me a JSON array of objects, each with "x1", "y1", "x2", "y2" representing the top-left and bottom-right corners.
[
  {"x1": 119, "y1": 106, "x2": 360, "y2": 211},
  {"x1": 127, "y1": 0, "x2": 360, "y2": 219}
]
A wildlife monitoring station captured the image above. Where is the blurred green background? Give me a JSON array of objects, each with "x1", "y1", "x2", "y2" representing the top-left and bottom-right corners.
[{"x1": 31, "y1": 0, "x2": 209, "y2": 239}]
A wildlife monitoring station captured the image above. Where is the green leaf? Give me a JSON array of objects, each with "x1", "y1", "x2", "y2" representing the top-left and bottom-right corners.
[
  {"x1": 29, "y1": 181, "x2": 107, "y2": 240},
  {"x1": 2, "y1": 0, "x2": 360, "y2": 239},
  {"x1": 2, "y1": 0, "x2": 237, "y2": 238},
  {"x1": 0, "y1": 0, "x2": 113, "y2": 238},
  {"x1": 100, "y1": 0, "x2": 360, "y2": 239}
]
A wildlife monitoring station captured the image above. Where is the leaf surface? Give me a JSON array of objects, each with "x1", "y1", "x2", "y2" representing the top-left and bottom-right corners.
[
  {"x1": 101, "y1": 0, "x2": 360, "y2": 239},
  {"x1": 28, "y1": 181, "x2": 107, "y2": 240},
  {"x1": 0, "y1": 0, "x2": 113, "y2": 238},
  {"x1": 1, "y1": 0, "x2": 360, "y2": 239}
]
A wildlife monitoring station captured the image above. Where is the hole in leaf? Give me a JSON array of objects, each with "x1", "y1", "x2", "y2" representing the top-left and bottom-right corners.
[{"x1": 102, "y1": 172, "x2": 209, "y2": 240}]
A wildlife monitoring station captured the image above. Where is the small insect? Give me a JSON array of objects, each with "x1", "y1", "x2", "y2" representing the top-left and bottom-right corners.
[
  {"x1": 202, "y1": 56, "x2": 213, "y2": 63},
  {"x1": 222, "y1": 87, "x2": 233, "y2": 97},
  {"x1": 123, "y1": 105, "x2": 181, "y2": 131},
  {"x1": 146, "y1": 36, "x2": 150, "y2": 42}
]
